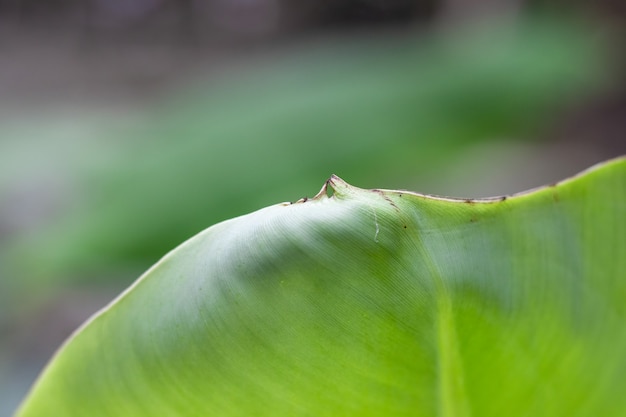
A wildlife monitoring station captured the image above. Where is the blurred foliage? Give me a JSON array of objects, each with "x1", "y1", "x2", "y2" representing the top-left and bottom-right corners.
[
  {"x1": 0, "y1": 17, "x2": 609, "y2": 314},
  {"x1": 16, "y1": 155, "x2": 626, "y2": 417}
]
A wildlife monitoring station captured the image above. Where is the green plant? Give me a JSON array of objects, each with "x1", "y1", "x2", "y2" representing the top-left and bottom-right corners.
[{"x1": 16, "y1": 157, "x2": 626, "y2": 416}]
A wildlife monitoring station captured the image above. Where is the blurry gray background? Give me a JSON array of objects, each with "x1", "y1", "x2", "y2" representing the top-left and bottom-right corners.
[{"x1": 1, "y1": 0, "x2": 625, "y2": 415}]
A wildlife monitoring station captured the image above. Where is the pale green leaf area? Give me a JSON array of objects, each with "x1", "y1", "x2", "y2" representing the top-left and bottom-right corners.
[{"x1": 17, "y1": 157, "x2": 626, "y2": 416}]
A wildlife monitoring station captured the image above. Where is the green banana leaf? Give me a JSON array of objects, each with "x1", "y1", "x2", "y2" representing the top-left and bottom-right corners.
[{"x1": 16, "y1": 157, "x2": 626, "y2": 416}]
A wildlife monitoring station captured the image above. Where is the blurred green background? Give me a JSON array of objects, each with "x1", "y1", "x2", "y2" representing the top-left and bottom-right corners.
[{"x1": 0, "y1": 1, "x2": 625, "y2": 415}]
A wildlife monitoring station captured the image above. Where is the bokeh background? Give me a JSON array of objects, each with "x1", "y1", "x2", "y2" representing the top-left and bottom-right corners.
[{"x1": 1, "y1": 0, "x2": 625, "y2": 414}]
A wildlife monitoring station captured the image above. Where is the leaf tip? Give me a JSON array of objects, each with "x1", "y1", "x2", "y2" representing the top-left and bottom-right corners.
[
  {"x1": 327, "y1": 174, "x2": 353, "y2": 196},
  {"x1": 311, "y1": 174, "x2": 349, "y2": 200}
]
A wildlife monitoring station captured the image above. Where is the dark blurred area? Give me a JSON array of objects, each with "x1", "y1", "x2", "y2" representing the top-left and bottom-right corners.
[{"x1": 1, "y1": 1, "x2": 625, "y2": 415}]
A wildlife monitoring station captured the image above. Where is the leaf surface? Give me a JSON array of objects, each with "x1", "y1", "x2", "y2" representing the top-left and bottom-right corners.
[{"x1": 17, "y1": 157, "x2": 626, "y2": 416}]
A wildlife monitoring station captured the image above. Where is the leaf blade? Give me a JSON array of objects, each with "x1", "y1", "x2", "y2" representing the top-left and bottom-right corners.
[{"x1": 17, "y1": 158, "x2": 626, "y2": 416}]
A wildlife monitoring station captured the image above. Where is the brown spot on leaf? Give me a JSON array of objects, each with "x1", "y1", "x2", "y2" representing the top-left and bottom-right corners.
[{"x1": 372, "y1": 189, "x2": 400, "y2": 211}]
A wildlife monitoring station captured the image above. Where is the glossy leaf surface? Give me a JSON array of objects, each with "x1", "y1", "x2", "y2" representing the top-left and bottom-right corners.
[{"x1": 17, "y1": 158, "x2": 626, "y2": 416}]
